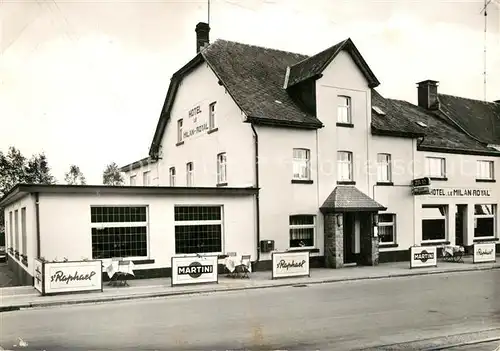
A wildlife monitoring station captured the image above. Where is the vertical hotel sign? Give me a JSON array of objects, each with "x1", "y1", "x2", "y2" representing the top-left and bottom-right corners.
[{"x1": 183, "y1": 104, "x2": 208, "y2": 140}]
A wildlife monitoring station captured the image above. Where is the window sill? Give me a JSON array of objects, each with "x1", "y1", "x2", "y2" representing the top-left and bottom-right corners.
[
  {"x1": 429, "y1": 177, "x2": 448, "y2": 181},
  {"x1": 421, "y1": 241, "x2": 450, "y2": 246},
  {"x1": 379, "y1": 243, "x2": 398, "y2": 248},
  {"x1": 207, "y1": 128, "x2": 218, "y2": 134},
  {"x1": 291, "y1": 179, "x2": 314, "y2": 184},
  {"x1": 473, "y1": 237, "x2": 498, "y2": 243},
  {"x1": 216, "y1": 182, "x2": 228, "y2": 187},
  {"x1": 336, "y1": 122, "x2": 354, "y2": 128},
  {"x1": 287, "y1": 248, "x2": 320, "y2": 253},
  {"x1": 376, "y1": 182, "x2": 393, "y2": 186},
  {"x1": 176, "y1": 141, "x2": 185, "y2": 147},
  {"x1": 337, "y1": 181, "x2": 356, "y2": 185},
  {"x1": 476, "y1": 179, "x2": 496, "y2": 183},
  {"x1": 132, "y1": 259, "x2": 155, "y2": 265}
]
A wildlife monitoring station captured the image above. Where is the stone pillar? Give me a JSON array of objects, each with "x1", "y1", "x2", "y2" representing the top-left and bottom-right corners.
[
  {"x1": 359, "y1": 213, "x2": 379, "y2": 266},
  {"x1": 324, "y1": 212, "x2": 344, "y2": 268}
]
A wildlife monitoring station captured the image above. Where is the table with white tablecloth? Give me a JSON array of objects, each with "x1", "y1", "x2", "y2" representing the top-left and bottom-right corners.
[{"x1": 104, "y1": 259, "x2": 136, "y2": 286}]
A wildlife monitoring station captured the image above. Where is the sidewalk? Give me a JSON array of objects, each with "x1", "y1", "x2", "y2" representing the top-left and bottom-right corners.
[{"x1": 1, "y1": 258, "x2": 499, "y2": 311}]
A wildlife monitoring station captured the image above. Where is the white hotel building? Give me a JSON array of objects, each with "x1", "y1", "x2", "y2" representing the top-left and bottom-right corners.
[{"x1": 2, "y1": 22, "x2": 499, "y2": 284}]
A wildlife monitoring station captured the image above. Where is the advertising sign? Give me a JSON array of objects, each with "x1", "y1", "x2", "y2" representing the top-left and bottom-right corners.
[
  {"x1": 410, "y1": 246, "x2": 437, "y2": 269},
  {"x1": 183, "y1": 104, "x2": 209, "y2": 140},
  {"x1": 428, "y1": 188, "x2": 492, "y2": 197},
  {"x1": 33, "y1": 258, "x2": 43, "y2": 293},
  {"x1": 171, "y1": 255, "x2": 218, "y2": 287},
  {"x1": 473, "y1": 243, "x2": 496, "y2": 263},
  {"x1": 43, "y1": 260, "x2": 103, "y2": 294},
  {"x1": 271, "y1": 251, "x2": 310, "y2": 279}
]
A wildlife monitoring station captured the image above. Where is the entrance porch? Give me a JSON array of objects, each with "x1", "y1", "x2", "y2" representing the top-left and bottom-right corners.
[{"x1": 320, "y1": 186, "x2": 387, "y2": 269}]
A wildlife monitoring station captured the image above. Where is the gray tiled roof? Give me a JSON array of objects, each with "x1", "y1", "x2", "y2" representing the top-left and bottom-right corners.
[{"x1": 320, "y1": 186, "x2": 387, "y2": 212}]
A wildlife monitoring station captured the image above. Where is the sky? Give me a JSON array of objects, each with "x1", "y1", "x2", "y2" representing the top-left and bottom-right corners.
[{"x1": 1, "y1": 0, "x2": 499, "y2": 185}]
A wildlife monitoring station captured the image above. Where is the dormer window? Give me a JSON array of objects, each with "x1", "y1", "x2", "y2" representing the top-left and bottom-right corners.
[
  {"x1": 337, "y1": 96, "x2": 352, "y2": 125},
  {"x1": 372, "y1": 106, "x2": 385, "y2": 115},
  {"x1": 416, "y1": 121, "x2": 428, "y2": 128}
]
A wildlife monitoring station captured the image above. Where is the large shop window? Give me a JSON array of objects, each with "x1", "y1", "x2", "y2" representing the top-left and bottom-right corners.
[
  {"x1": 474, "y1": 204, "x2": 496, "y2": 238},
  {"x1": 289, "y1": 215, "x2": 315, "y2": 248},
  {"x1": 378, "y1": 213, "x2": 396, "y2": 245},
  {"x1": 91, "y1": 206, "x2": 148, "y2": 259},
  {"x1": 174, "y1": 206, "x2": 223, "y2": 254},
  {"x1": 422, "y1": 205, "x2": 448, "y2": 242},
  {"x1": 293, "y1": 148, "x2": 311, "y2": 180}
]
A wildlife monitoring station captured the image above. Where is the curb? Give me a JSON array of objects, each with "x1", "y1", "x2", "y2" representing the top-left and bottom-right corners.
[{"x1": 1, "y1": 264, "x2": 498, "y2": 312}]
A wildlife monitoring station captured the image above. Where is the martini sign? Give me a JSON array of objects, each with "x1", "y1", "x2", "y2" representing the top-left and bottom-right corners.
[
  {"x1": 171, "y1": 255, "x2": 218, "y2": 286},
  {"x1": 410, "y1": 246, "x2": 438, "y2": 268}
]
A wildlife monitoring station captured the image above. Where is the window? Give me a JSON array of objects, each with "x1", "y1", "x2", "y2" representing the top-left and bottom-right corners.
[
  {"x1": 21, "y1": 208, "x2": 27, "y2": 259},
  {"x1": 130, "y1": 175, "x2": 136, "y2": 186},
  {"x1": 8, "y1": 211, "x2": 13, "y2": 250},
  {"x1": 426, "y1": 157, "x2": 446, "y2": 178},
  {"x1": 378, "y1": 214, "x2": 396, "y2": 244},
  {"x1": 337, "y1": 151, "x2": 353, "y2": 181},
  {"x1": 91, "y1": 206, "x2": 148, "y2": 259},
  {"x1": 422, "y1": 205, "x2": 447, "y2": 242},
  {"x1": 169, "y1": 167, "x2": 176, "y2": 186},
  {"x1": 377, "y1": 153, "x2": 392, "y2": 183},
  {"x1": 186, "y1": 162, "x2": 194, "y2": 186},
  {"x1": 293, "y1": 148, "x2": 311, "y2": 180},
  {"x1": 14, "y1": 210, "x2": 19, "y2": 253},
  {"x1": 337, "y1": 96, "x2": 352, "y2": 123},
  {"x1": 174, "y1": 206, "x2": 223, "y2": 254},
  {"x1": 289, "y1": 215, "x2": 315, "y2": 248},
  {"x1": 209, "y1": 102, "x2": 216, "y2": 130},
  {"x1": 217, "y1": 152, "x2": 227, "y2": 184},
  {"x1": 477, "y1": 160, "x2": 494, "y2": 180},
  {"x1": 177, "y1": 119, "x2": 183, "y2": 143},
  {"x1": 143, "y1": 171, "x2": 150, "y2": 186},
  {"x1": 474, "y1": 204, "x2": 496, "y2": 238}
]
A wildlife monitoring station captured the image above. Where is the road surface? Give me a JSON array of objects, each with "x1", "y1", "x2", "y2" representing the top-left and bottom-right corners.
[{"x1": 1, "y1": 270, "x2": 499, "y2": 350}]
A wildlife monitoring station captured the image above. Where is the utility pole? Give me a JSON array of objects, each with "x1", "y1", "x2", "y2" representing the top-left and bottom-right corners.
[{"x1": 480, "y1": 0, "x2": 492, "y2": 101}]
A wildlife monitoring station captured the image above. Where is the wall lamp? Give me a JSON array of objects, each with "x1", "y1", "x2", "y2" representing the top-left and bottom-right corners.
[{"x1": 336, "y1": 213, "x2": 343, "y2": 227}]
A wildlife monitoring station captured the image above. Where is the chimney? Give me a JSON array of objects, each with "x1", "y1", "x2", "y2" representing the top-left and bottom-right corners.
[
  {"x1": 195, "y1": 22, "x2": 210, "y2": 53},
  {"x1": 494, "y1": 100, "x2": 500, "y2": 104},
  {"x1": 417, "y1": 80, "x2": 440, "y2": 110}
]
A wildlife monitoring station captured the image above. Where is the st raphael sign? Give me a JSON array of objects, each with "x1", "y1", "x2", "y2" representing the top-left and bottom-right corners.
[
  {"x1": 473, "y1": 242, "x2": 496, "y2": 263},
  {"x1": 271, "y1": 251, "x2": 310, "y2": 279}
]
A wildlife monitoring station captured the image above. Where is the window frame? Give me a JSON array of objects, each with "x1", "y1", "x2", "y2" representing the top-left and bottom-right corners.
[
  {"x1": 209, "y1": 102, "x2": 217, "y2": 131},
  {"x1": 142, "y1": 171, "x2": 151, "y2": 186},
  {"x1": 174, "y1": 205, "x2": 224, "y2": 255},
  {"x1": 377, "y1": 153, "x2": 392, "y2": 183},
  {"x1": 426, "y1": 156, "x2": 446, "y2": 179},
  {"x1": 90, "y1": 205, "x2": 149, "y2": 260},
  {"x1": 169, "y1": 167, "x2": 176, "y2": 186},
  {"x1": 217, "y1": 152, "x2": 227, "y2": 185},
  {"x1": 337, "y1": 151, "x2": 353, "y2": 182},
  {"x1": 473, "y1": 204, "x2": 496, "y2": 239},
  {"x1": 177, "y1": 119, "x2": 183, "y2": 143},
  {"x1": 289, "y1": 214, "x2": 316, "y2": 249},
  {"x1": 292, "y1": 148, "x2": 311, "y2": 181},
  {"x1": 476, "y1": 160, "x2": 494, "y2": 180},
  {"x1": 129, "y1": 175, "x2": 136, "y2": 186},
  {"x1": 421, "y1": 205, "x2": 448, "y2": 243},
  {"x1": 186, "y1": 162, "x2": 194, "y2": 187},
  {"x1": 337, "y1": 95, "x2": 352, "y2": 124},
  {"x1": 378, "y1": 213, "x2": 396, "y2": 245}
]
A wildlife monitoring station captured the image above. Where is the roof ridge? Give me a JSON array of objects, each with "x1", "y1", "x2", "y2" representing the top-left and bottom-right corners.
[
  {"x1": 212, "y1": 38, "x2": 308, "y2": 58},
  {"x1": 439, "y1": 93, "x2": 499, "y2": 106}
]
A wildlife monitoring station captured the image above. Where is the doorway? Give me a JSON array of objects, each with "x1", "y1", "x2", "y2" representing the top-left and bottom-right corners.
[
  {"x1": 343, "y1": 213, "x2": 356, "y2": 264},
  {"x1": 455, "y1": 205, "x2": 467, "y2": 246}
]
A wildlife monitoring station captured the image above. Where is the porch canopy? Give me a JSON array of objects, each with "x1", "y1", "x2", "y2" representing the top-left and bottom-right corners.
[{"x1": 320, "y1": 186, "x2": 387, "y2": 213}]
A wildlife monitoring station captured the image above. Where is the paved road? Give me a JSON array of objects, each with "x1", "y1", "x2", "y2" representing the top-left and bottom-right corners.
[
  {"x1": 1, "y1": 270, "x2": 499, "y2": 350},
  {"x1": 447, "y1": 340, "x2": 500, "y2": 350}
]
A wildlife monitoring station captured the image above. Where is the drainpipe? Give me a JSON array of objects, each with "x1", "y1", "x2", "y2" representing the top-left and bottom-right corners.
[
  {"x1": 35, "y1": 193, "x2": 41, "y2": 258},
  {"x1": 251, "y1": 124, "x2": 261, "y2": 263}
]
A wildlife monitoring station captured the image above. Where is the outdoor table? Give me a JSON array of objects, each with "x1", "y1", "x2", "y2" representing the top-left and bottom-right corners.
[
  {"x1": 441, "y1": 245, "x2": 464, "y2": 263},
  {"x1": 105, "y1": 260, "x2": 136, "y2": 286},
  {"x1": 224, "y1": 256, "x2": 251, "y2": 278}
]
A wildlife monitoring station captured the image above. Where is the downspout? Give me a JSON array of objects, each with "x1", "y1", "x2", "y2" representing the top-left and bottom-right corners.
[
  {"x1": 35, "y1": 193, "x2": 41, "y2": 258},
  {"x1": 251, "y1": 124, "x2": 261, "y2": 263}
]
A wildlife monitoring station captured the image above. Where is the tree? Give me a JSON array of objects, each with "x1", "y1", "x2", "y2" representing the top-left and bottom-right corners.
[
  {"x1": 0, "y1": 147, "x2": 56, "y2": 235},
  {"x1": 64, "y1": 165, "x2": 86, "y2": 185},
  {"x1": 102, "y1": 162, "x2": 124, "y2": 186}
]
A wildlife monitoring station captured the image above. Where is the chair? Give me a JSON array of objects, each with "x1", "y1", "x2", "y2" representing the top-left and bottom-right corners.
[
  {"x1": 224, "y1": 252, "x2": 238, "y2": 276},
  {"x1": 238, "y1": 255, "x2": 252, "y2": 279},
  {"x1": 117, "y1": 260, "x2": 132, "y2": 286}
]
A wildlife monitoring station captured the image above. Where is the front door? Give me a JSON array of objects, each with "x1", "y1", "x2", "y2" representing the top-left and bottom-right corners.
[
  {"x1": 455, "y1": 205, "x2": 466, "y2": 246},
  {"x1": 343, "y1": 213, "x2": 356, "y2": 264}
]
